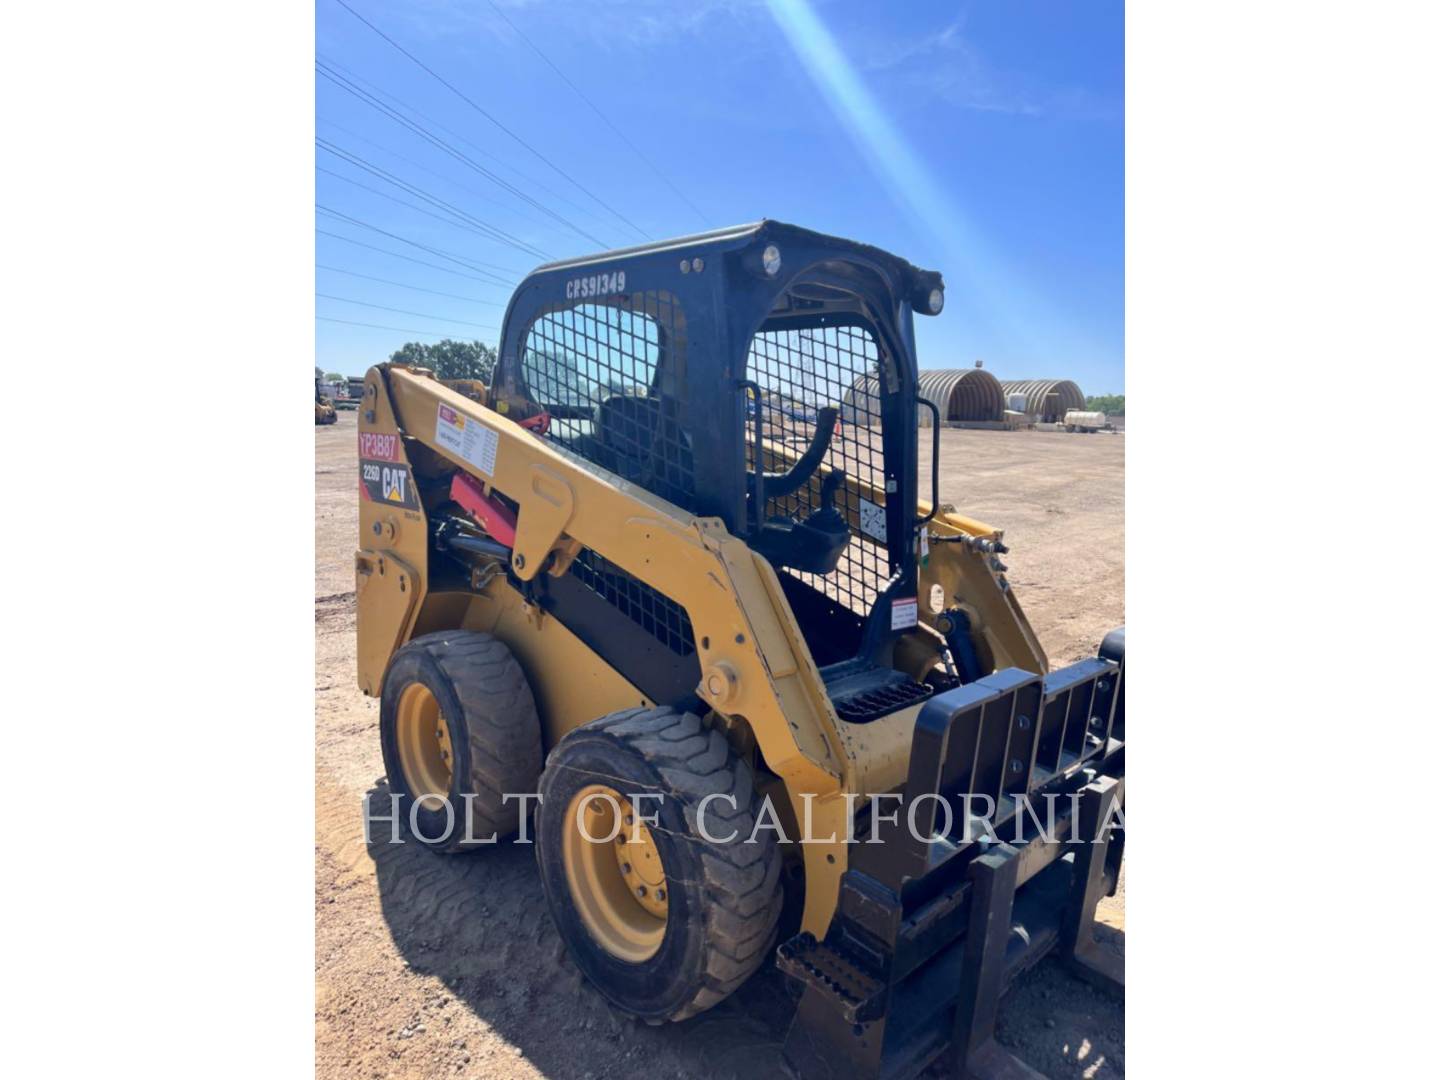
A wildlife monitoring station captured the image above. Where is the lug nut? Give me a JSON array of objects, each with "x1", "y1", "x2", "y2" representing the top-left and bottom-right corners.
[
  {"x1": 622, "y1": 862, "x2": 631, "y2": 874},
  {"x1": 656, "y1": 889, "x2": 666, "y2": 902},
  {"x1": 636, "y1": 886, "x2": 647, "y2": 898}
]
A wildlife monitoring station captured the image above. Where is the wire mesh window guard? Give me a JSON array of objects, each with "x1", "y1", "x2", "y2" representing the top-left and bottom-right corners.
[
  {"x1": 568, "y1": 547, "x2": 697, "y2": 657},
  {"x1": 746, "y1": 323, "x2": 890, "y2": 617},
  {"x1": 521, "y1": 292, "x2": 694, "y2": 508}
]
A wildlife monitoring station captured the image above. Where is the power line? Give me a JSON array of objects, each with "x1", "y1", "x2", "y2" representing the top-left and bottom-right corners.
[
  {"x1": 484, "y1": 0, "x2": 708, "y2": 227},
  {"x1": 318, "y1": 315, "x2": 478, "y2": 340},
  {"x1": 317, "y1": 138, "x2": 548, "y2": 261},
  {"x1": 329, "y1": 0, "x2": 650, "y2": 242},
  {"x1": 315, "y1": 61, "x2": 608, "y2": 229},
  {"x1": 318, "y1": 163, "x2": 524, "y2": 255},
  {"x1": 315, "y1": 264, "x2": 502, "y2": 305},
  {"x1": 316, "y1": 227, "x2": 513, "y2": 285},
  {"x1": 317, "y1": 204, "x2": 517, "y2": 284},
  {"x1": 318, "y1": 292, "x2": 498, "y2": 330},
  {"x1": 318, "y1": 114, "x2": 563, "y2": 233},
  {"x1": 318, "y1": 60, "x2": 606, "y2": 250}
]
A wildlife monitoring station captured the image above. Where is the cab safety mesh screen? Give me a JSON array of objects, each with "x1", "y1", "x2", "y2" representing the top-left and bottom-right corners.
[
  {"x1": 569, "y1": 548, "x2": 697, "y2": 658},
  {"x1": 746, "y1": 323, "x2": 891, "y2": 616},
  {"x1": 520, "y1": 292, "x2": 694, "y2": 510}
]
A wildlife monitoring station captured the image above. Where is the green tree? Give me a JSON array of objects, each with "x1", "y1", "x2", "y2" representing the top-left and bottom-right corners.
[
  {"x1": 388, "y1": 339, "x2": 497, "y2": 382},
  {"x1": 323, "y1": 371, "x2": 345, "y2": 382},
  {"x1": 1085, "y1": 394, "x2": 1125, "y2": 415}
]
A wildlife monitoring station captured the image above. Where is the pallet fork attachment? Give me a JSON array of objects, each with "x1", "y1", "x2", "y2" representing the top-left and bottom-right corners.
[{"x1": 778, "y1": 639, "x2": 1126, "y2": 1080}]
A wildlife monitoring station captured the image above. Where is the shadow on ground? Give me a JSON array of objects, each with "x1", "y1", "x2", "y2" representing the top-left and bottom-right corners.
[{"x1": 363, "y1": 784, "x2": 1124, "y2": 1079}]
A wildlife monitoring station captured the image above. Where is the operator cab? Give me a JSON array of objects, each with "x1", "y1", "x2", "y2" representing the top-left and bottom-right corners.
[{"x1": 490, "y1": 221, "x2": 949, "y2": 722}]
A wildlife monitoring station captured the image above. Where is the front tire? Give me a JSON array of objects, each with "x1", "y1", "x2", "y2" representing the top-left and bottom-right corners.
[
  {"x1": 380, "y1": 631, "x2": 542, "y2": 853},
  {"x1": 535, "y1": 708, "x2": 783, "y2": 1022}
]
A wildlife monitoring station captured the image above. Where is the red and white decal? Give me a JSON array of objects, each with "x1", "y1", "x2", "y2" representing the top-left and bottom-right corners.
[{"x1": 358, "y1": 431, "x2": 402, "y2": 462}]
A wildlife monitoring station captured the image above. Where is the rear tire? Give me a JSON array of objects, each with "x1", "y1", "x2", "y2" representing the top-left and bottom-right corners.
[
  {"x1": 380, "y1": 630, "x2": 542, "y2": 853},
  {"x1": 535, "y1": 707, "x2": 783, "y2": 1022}
]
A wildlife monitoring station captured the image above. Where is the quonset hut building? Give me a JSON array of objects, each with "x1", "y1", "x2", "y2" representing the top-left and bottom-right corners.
[
  {"x1": 842, "y1": 368, "x2": 1007, "y2": 427},
  {"x1": 998, "y1": 379, "x2": 1085, "y2": 423}
]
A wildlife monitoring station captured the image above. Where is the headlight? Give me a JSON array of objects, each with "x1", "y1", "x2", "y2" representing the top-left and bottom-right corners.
[
  {"x1": 927, "y1": 287, "x2": 944, "y2": 315},
  {"x1": 762, "y1": 244, "x2": 782, "y2": 277}
]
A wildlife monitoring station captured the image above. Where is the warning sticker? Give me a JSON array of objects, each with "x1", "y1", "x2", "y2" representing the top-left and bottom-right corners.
[
  {"x1": 435, "y1": 403, "x2": 499, "y2": 476},
  {"x1": 891, "y1": 597, "x2": 919, "y2": 631},
  {"x1": 360, "y1": 461, "x2": 420, "y2": 510},
  {"x1": 358, "y1": 431, "x2": 402, "y2": 462},
  {"x1": 859, "y1": 498, "x2": 888, "y2": 543}
]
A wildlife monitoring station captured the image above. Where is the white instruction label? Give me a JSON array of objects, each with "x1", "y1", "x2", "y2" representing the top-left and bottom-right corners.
[
  {"x1": 859, "y1": 498, "x2": 888, "y2": 543},
  {"x1": 435, "y1": 403, "x2": 499, "y2": 476},
  {"x1": 891, "y1": 597, "x2": 919, "y2": 631}
]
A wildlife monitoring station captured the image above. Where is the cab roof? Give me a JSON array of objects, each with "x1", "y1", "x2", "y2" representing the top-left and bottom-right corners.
[{"x1": 520, "y1": 219, "x2": 942, "y2": 303}]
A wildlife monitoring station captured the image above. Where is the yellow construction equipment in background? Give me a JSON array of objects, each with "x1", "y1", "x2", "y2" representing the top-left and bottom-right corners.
[{"x1": 315, "y1": 377, "x2": 338, "y2": 425}]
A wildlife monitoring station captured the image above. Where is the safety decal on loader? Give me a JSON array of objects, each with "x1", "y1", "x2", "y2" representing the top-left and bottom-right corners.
[
  {"x1": 435, "y1": 403, "x2": 499, "y2": 477},
  {"x1": 360, "y1": 460, "x2": 420, "y2": 510}
]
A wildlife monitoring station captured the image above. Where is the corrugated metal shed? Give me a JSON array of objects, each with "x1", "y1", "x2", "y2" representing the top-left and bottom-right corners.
[
  {"x1": 840, "y1": 374, "x2": 881, "y2": 427},
  {"x1": 999, "y1": 379, "x2": 1085, "y2": 422},
  {"x1": 917, "y1": 369, "x2": 1005, "y2": 425},
  {"x1": 842, "y1": 369, "x2": 1007, "y2": 426}
]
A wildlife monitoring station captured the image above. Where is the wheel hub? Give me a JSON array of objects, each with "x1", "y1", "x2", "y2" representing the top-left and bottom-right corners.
[
  {"x1": 395, "y1": 683, "x2": 453, "y2": 810},
  {"x1": 561, "y1": 784, "x2": 669, "y2": 961}
]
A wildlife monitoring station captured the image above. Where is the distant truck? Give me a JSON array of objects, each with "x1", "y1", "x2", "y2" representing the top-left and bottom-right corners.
[{"x1": 1063, "y1": 409, "x2": 1107, "y2": 433}]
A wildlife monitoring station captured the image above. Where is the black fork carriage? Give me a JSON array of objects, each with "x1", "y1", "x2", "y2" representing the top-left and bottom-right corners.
[{"x1": 778, "y1": 630, "x2": 1127, "y2": 1080}]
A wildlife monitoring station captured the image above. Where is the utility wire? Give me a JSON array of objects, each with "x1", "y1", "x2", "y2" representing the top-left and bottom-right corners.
[
  {"x1": 317, "y1": 138, "x2": 546, "y2": 261},
  {"x1": 317, "y1": 204, "x2": 516, "y2": 284},
  {"x1": 318, "y1": 114, "x2": 562, "y2": 232},
  {"x1": 318, "y1": 293, "x2": 499, "y2": 330},
  {"x1": 318, "y1": 315, "x2": 475, "y2": 339},
  {"x1": 329, "y1": 0, "x2": 650, "y2": 242},
  {"x1": 318, "y1": 164, "x2": 526, "y2": 256},
  {"x1": 318, "y1": 61, "x2": 604, "y2": 250},
  {"x1": 315, "y1": 60, "x2": 608, "y2": 229},
  {"x1": 315, "y1": 264, "x2": 502, "y2": 305},
  {"x1": 483, "y1": 0, "x2": 708, "y2": 227},
  {"x1": 316, "y1": 227, "x2": 512, "y2": 285}
]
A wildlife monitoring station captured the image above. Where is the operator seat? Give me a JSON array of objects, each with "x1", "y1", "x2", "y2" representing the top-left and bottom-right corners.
[{"x1": 594, "y1": 394, "x2": 695, "y2": 507}]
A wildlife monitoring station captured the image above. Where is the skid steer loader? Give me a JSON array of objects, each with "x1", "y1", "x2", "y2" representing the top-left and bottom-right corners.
[{"x1": 355, "y1": 221, "x2": 1125, "y2": 1079}]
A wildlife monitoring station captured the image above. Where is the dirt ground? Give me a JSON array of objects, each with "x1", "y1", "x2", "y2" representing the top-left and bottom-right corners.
[{"x1": 316, "y1": 412, "x2": 1125, "y2": 1079}]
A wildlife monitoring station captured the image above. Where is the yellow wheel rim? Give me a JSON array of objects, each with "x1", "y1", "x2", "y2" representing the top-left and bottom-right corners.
[
  {"x1": 395, "y1": 683, "x2": 453, "y2": 811},
  {"x1": 561, "y1": 783, "x2": 669, "y2": 962}
]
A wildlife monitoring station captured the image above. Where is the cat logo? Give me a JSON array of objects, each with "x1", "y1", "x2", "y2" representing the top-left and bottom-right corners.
[{"x1": 382, "y1": 467, "x2": 406, "y2": 504}]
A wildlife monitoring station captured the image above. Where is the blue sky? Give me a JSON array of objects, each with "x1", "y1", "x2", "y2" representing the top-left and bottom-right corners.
[{"x1": 316, "y1": 0, "x2": 1123, "y2": 393}]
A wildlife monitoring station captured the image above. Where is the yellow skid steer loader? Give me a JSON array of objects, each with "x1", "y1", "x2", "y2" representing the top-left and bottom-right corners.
[{"x1": 355, "y1": 221, "x2": 1124, "y2": 1079}]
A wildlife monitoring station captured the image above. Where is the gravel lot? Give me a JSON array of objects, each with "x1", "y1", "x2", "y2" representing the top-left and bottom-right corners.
[{"x1": 316, "y1": 412, "x2": 1125, "y2": 1079}]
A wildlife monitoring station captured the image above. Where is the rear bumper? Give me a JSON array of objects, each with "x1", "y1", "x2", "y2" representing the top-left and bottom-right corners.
[{"x1": 778, "y1": 629, "x2": 1126, "y2": 1080}]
